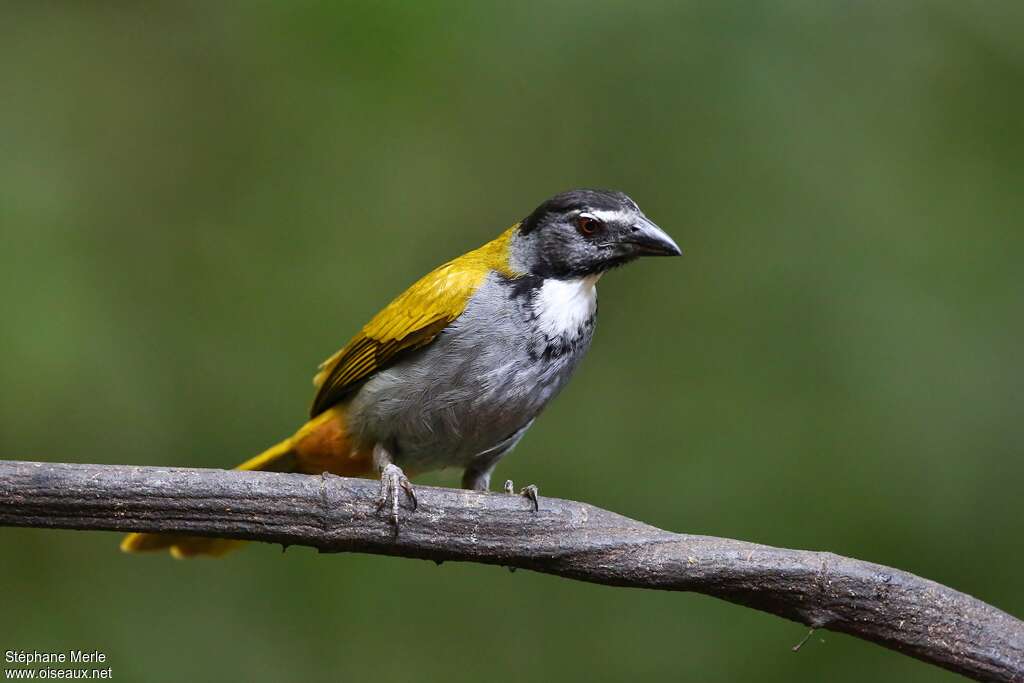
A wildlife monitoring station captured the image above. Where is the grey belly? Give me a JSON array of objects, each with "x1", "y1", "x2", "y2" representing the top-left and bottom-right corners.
[{"x1": 344, "y1": 275, "x2": 593, "y2": 474}]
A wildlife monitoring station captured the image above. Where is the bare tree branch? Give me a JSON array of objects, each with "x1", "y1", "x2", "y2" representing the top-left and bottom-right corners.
[{"x1": 1, "y1": 460, "x2": 1021, "y2": 682}]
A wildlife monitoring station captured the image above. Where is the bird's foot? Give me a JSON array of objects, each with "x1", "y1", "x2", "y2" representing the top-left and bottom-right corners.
[
  {"x1": 503, "y1": 480, "x2": 539, "y2": 512},
  {"x1": 377, "y1": 463, "x2": 417, "y2": 528}
]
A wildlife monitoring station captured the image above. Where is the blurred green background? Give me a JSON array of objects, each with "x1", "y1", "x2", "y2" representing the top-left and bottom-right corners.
[{"x1": 2, "y1": 2, "x2": 1022, "y2": 681}]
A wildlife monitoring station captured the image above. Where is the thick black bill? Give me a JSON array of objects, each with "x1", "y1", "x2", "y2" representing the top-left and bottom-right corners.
[{"x1": 627, "y1": 217, "x2": 682, "y2": 256}]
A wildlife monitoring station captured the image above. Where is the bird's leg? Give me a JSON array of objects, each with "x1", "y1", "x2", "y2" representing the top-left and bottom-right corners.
[
  {"x1": 373, "y1": 444, "x2": 416, "y2": 528},
  {"x1": 461, "y1": 467, "x2": 491, "y2": 492},
  {"x1": 503, "y1": 479, "x2": 540, "y2": 512}
]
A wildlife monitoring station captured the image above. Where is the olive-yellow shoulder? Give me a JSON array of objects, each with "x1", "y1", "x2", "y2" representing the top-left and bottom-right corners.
[{"x1": 310, "y1": 225, "x2": 521, "y2": 416}]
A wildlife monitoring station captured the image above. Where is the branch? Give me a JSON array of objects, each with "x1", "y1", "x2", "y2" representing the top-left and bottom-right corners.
[{"x1": 1, "y1": 460, "x2": 1021, "y2": 682}]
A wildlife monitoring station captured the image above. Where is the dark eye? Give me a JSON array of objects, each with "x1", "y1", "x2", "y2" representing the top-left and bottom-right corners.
[{"x1": 576, "y1": 214, "x2": 601, "y2": 236}]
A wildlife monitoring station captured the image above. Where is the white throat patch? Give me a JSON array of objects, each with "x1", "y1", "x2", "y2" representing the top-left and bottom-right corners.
[{"x1": 534, "y1": 275, "x2": 600, "y2": 339}]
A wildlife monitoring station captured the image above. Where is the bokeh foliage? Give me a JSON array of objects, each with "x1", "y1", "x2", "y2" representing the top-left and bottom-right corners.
[{"x1": 1, "y1": 2, "x2": 1022, "y2": 681}]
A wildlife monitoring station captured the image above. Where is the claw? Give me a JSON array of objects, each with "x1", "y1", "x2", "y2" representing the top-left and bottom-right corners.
[
  {"x1": 520, "y1": 484, "x2": 539, "y2": 512},
  {"x1": 401, "y1": 477, "x2": 418, "y2": 511},
  {"x1": 504, "y1": 479, "x2": 539, "y2": 512},
  {"x1": 376, "y1": 463, "x2": 416, "y2": 529}
]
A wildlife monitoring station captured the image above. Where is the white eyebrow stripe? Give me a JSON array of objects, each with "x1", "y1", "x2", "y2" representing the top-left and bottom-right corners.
[{"x1": 588, "y1": 208, "x2": 632, "y2": 224}]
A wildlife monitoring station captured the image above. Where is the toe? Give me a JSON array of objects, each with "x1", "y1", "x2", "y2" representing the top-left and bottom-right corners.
[
  {"x1": 400, "y1": 477, "x2": 417, "y2": 511},
  {"x1": 520, "y1": 484, "x2": 539, "y2": 512},
  {"x1": 376, "y1": 464, "x2": 417, "y2": 527}
]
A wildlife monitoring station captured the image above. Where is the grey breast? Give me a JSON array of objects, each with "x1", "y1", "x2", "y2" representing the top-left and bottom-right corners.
[{"x1": 345, "y1": 271, "x2": 596, "y2": 473}]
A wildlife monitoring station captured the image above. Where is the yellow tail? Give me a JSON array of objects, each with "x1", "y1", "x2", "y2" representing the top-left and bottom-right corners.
[{"x1": 120, "y1": 407, "x2": 372, "y2": 558}]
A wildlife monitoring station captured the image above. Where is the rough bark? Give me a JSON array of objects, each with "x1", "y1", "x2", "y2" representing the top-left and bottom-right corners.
[{"x1": 1, "y1": 460, "x2": 1021, "y2": 682}]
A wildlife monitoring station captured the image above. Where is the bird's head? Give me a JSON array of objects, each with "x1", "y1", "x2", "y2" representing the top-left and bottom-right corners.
[{"x1": 510, "y1": 189, "x2": 681, "y2": 278}]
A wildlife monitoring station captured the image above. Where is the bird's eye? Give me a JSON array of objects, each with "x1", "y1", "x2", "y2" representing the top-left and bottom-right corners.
[{"x1": 576, "y1": 214, "x2": 601, "y2": 237}]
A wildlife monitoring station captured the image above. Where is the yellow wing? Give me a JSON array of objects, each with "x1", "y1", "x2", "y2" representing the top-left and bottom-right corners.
[{"x1": 310, "y1": 225, "x2": 521, "y2": 416}]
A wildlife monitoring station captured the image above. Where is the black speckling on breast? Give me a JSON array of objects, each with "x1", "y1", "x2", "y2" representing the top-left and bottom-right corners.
[{"x1": 531, "y1": 309, "x2": 597, "y2": 361}]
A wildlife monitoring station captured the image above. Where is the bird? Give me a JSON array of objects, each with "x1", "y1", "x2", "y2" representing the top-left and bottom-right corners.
[{"x1": 121, "y1": 188, "x2": 680, "y2": 557}]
